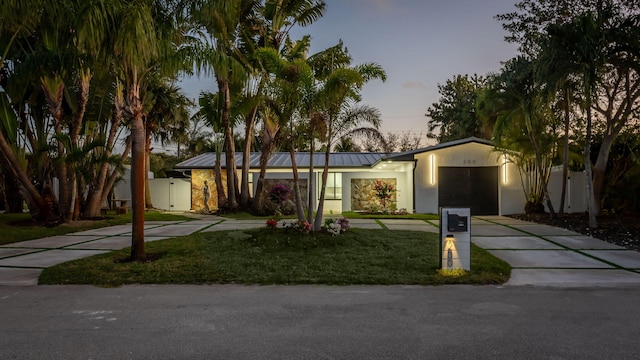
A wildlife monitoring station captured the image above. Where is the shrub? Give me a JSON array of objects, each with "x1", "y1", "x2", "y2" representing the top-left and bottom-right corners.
[
  {"x1": 283, "y1": 219, "x2": 312, "y2": 234},
  {"x1": 325, "y1": 217, "x2": 350, "y2": 236}
]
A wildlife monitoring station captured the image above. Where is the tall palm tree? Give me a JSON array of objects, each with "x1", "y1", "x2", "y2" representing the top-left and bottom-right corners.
[
  {"x1": 309, "y1": 42, "x2": 386, "y2": 230},
  {"x1": 543, "y1": 9, "x2": 614, "y2": 228},
  {"x1": 80, "y1": 0, "x2": 185, "y2": 260}
]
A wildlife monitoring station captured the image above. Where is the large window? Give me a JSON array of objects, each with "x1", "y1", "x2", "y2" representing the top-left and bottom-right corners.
[{"x1": 320, "y1": 173, "x2": 342, "y2": 200}]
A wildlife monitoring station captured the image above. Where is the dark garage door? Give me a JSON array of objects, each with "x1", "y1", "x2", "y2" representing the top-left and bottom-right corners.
[{"x1": 438, "y1": 167, "x2": 498, "y2": 215}]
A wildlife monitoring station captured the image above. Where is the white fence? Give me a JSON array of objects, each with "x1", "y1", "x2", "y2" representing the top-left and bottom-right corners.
[
  {"x1": 148, "y1": 178, "x2": 191, "y2": 212},
  {"x1": 545, "y1": 170, "x2": 587, "y2": 213}
]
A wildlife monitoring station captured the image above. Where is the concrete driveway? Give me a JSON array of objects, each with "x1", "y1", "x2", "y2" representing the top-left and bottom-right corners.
[{"x1": 1, "y1": 215, "x2": 639, "y2": 287}]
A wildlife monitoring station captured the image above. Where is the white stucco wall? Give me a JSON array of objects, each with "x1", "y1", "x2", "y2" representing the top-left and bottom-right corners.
[{"x1": 413, "y1": 142, "x2": 524, "y2": 215}]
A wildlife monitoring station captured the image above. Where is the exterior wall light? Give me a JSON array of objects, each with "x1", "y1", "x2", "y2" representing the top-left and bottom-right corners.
[
  {"x1": 430, "y1": 154, "x2": 435, "y2": 185},
  {"x1": 502, "y1": 154, "x2": 508, "y2": 184}
]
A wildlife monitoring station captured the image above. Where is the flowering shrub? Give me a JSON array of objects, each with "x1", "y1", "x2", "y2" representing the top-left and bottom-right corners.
[
  {"x1": 269, "y1": 183, "x2": 291, "y2": 205},
  {"x1": 283, "y1": 219, "x2": 312, "y2": 234},
  {"x1": 374, "y1": 180, "x2": 395, "y2": 209},
  {"x1": 265, "y1": 219, "x2": 279, "y2": 228},
  {"x1": 324, "y1": 217, "x2": 350, "y2": 236}
]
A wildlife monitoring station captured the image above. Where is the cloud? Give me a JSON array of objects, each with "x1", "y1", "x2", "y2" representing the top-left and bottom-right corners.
[{"x1": 402, "y1": 82, "x2": 428, "y2": 91}]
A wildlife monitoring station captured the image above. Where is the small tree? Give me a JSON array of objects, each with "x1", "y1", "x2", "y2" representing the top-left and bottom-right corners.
[{"x1": 374, "y1": 180, "x2": 395, "y2": 212}]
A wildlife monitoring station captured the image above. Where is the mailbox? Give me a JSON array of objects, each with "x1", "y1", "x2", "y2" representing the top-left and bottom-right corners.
[
  {"x1": 447, "y1": 213, "x2": 468, "y2": 232},
  {"x1": 439, "y1": 208, "x2": 471, "y2": 271}
]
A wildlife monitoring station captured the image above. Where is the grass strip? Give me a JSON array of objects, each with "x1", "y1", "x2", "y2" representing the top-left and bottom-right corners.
[{"x1": 39, "y1": 228, "x2": 510, "y2": 287}]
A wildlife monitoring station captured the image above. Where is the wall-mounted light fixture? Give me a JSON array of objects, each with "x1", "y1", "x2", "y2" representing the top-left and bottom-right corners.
[
  {"x1": 430, "y1": 154, "x2": 436, "y2": 185},
  {"x1": 502, "y1": 154, "x2": 508, "y2": 184}
]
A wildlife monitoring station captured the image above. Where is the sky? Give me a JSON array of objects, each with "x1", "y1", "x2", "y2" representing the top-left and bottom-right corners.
[{"x1": 178, "y1": 0, "x2": 521, "y2": 147}]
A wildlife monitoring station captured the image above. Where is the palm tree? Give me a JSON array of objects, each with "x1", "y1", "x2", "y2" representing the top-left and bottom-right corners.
[
  {"x1": 543, "y1": 9, "x2": 614, "y2": 228},
  {"x1": 309, "y1": 42, "x2": 386, "y2": 230},
  {"x1": 80, "y1": 0, "x2": 186, "y2": 260},
  {"x1": 190, "y1": 0, "x2": 256, "y2": 210},
  {"x1": 492, "y1": 56, "x2": 557, "y2": 216}
]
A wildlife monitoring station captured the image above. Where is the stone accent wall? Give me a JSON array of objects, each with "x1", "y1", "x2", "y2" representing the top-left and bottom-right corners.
[
  {"x1": 350, "y1": 178, "x2": 397, "y2": 211},
  {"x1": 262, "y1": 179, "x2": 308, "y2": 210},
  {"x1": 192, "y1": 169, "x2": 227, "y2": 211}
]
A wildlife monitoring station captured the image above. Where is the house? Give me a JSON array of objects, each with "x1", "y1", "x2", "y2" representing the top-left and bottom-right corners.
[{"x1": 174, "y1": 137, "x2": 533, "y2": 215}]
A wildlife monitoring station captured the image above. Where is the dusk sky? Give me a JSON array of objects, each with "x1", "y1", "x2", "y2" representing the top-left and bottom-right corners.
[{"x1": 179, "y1": 0, "x2": 521, "y2": 145}]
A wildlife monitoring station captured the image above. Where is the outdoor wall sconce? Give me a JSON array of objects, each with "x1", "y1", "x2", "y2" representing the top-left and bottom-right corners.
[
  {"x1": 502, "y1": 154, "x2": 508, "y2": 184},
  {"x1": 430, "y1": 154, "x2": 435, "y2": 185}
]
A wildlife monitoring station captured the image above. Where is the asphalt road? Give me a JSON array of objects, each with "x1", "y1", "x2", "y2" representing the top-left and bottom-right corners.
[{"x1": 1, "y1": 285, "x2": 639, "y2": 360}]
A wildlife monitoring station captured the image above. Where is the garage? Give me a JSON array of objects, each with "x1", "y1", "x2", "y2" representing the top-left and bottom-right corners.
[{"x1": 438, "y1": 166, "x2": 499, "y2": 215}]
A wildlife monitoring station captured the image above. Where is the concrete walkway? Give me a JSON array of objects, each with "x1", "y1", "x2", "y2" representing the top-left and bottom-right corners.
[{"x1": 1, "y1": 215, "x2": 639, "y2": 287}]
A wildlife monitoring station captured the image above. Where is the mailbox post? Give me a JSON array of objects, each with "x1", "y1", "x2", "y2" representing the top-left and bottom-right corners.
[{"x1": 439, "y1": 207, "x2": 471, "y2": 271}]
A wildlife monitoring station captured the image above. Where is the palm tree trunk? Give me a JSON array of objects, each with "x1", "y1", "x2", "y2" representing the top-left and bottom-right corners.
[
  {"x1": 219, "y1": 80, "x2": 238, "y2": 209},
  {"x1": 559, "y1": 87, "x2": 571, "y2": 214},
  {"x1": 144, "y1": 133, "x2": 153, "y2": 209},
  {"x1": 83, "y1": 116, "x2": 122, "y2": 217},
  {"x1": 214, "y1": 146, "x2": 227, "y2": 209},
  {"x1": 252, "y1": 127, "x2": 278, "y2": 214},
  {"x1": 289, "y1": 147, "x2": 305, "y2": 221},
  {"x1": 307, "y1": 142, "x2": 314, "y2": 224},
  {"x1": 130, "y1": 110, "x2": 146, "y2": 260},
  {"x1": 128, "y1": 72, "x2": 146, "y2": 260},
  {"x1": 0, "y1": 131, "x2": 52, "y2": 221},
  {"x1": 240, "y1": 106, "x2": 257, "y2": 207},
  {"x1": 313, "y1": 149, "x2": 330, "y2": 232},
  {"x1": 585, "y1": 90, "x2": 598, "y2": 229}
]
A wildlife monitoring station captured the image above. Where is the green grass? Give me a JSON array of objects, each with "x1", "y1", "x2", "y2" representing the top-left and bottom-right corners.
[
  {"x1": 341, "y1": 211, "x2": 439, "y2": 221},
  {"x1": 0, "y1": 211, "x2": 193, "y2": 245},
  {"x1": 39, "y1": 228, "x2": 510, "y2": 287}
]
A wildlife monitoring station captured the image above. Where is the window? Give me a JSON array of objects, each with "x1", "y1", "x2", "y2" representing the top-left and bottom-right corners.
[{"x1": 320, "y1": 173, "x2": 342, "y2": 200}]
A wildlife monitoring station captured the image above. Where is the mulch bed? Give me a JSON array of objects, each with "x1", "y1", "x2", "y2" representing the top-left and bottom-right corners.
[{"x1": 509, "y1": 212, "x2": 640, "y2": 252}]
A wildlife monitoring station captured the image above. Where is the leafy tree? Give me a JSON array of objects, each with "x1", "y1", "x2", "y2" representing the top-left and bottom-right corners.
[
  {"x1": 498, "y1": 0, "x2": 640, "y2": 222},
  {"x1": 426, "y1": 74, "x2": 492, "y2": 143}
]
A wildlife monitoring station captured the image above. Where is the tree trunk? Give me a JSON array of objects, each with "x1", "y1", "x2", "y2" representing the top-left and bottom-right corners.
[
  {"x1": 240, "y1": 106, "x2": 257, "y2": 208},
  {"x1": 313, "y1": 149, "x2": 330, "y2": 232},
  {"x1": 0, "y1": 131, "x2": 52, "y2": 221},
  {"x1": 130, "y1": 110, "x2": 146, "y2": 260},
  {"x1": 252, "y1": 127, "x2": 278, "y2": 214},
  {"x1": 214, "y1": 147, "x2": 227, "y2": 209},
  {"x1": 526, "y1": 115, "x2": 555, "y2": 217},
  {"x1": 307, "y1": 142, "x2": 315, "y2": 224},
  {"x1": 2, "y1": 165, "x2": 23, "y2": 213},
  {"x1": 219, "y1": 80, "x2": 238, "y2": 209},
  {"x1": 144, "y1": 133, "x2": 153, "y2": 209},
  {"x1": 83, "y1": 115, "x2": 123, "y2": 218},
  {"x1": 289, "y1": 147, "x2": 305, "y2": 221},
  {"x1": 127, "y1": 73, "x2": 146, "y2": 260},
  {"x1": 559, "y1": 87, "x2": 571, "y2": 214},
  {"x1": 55, "y1": 122, "x2": 72, "y2": 220},
  {"x1": 585, "y1": 90, "x2": 598, "y2": 229},
  {"x1": 592, "y1": 132, "x2": 616, "y2": 215}
]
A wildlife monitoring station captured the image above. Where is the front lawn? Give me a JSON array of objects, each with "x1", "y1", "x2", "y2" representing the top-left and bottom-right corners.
[
  {"x1": 39, "y1": 228, "x2": 511, "y2": 286},
  {"x1": 341, "y1": 211, "x2": 439, "y2": 221},
  {"x1": 0, "y1": 211, "x2": 193, "y2": 245}
]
